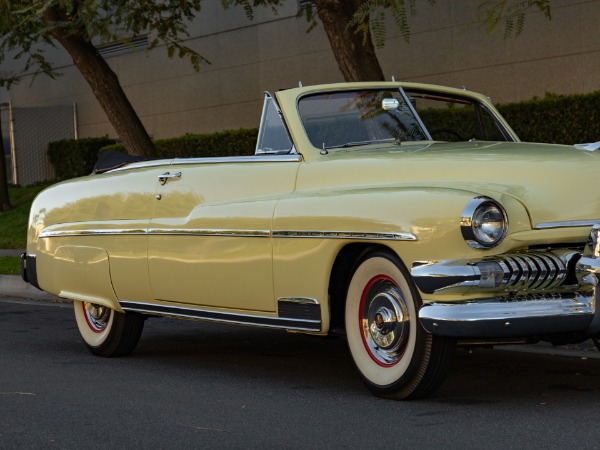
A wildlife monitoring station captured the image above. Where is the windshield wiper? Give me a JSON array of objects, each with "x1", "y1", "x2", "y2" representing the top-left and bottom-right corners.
[{"x1": 325, "y1": 138, "x2": 401, "y2": 150}]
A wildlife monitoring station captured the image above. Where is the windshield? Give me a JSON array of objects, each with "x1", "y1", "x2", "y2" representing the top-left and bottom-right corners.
[
  {"x1": 297, "y1": 88, "x2": 513, "y2": 149},
  {"x1": 298, "y1": 90, "x2": 428, "y2": 149},
  {"x1": 405, "y1": 89, "x2": 511, "y2": 142}
]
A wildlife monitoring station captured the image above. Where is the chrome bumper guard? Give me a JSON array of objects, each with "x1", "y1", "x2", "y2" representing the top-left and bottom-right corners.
[{"x1": 414, "y1": 226, "x2": 600, "y2": 338}]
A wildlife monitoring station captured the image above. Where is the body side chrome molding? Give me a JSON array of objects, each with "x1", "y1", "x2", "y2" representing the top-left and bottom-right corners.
[
  {"x1": 39, "y1": 228, "x2": 148, "y2": 238},
  {"x1": 148, "y1": 228, "x2": 271, "y2": 238},
  {"x1": 108, "y1": 154, "x2": 303, "y2": 173},
  {"x1": 120, "y1": 301, "x2": 321, "y2": 332},
  {"x1": 40, "y1": 228, "x2": 418, "y2": 241},
  {"x1": 272, "y1": 230, "x2": 417, "y2": 241},
  {"x1": 278, "y1": 297, "x2": 320, "y2": 305},
  {"x1": 171, "y1": 155, "x2": 303, "y2": 165}
]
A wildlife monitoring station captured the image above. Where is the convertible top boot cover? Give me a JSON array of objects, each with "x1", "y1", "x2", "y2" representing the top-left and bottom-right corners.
[{"x1": 93, "y1": 150, "x2": 147, "y2": 174}]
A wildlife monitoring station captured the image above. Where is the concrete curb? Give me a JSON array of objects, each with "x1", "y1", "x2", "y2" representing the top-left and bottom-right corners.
[{"x1": 0, "y1": 274, "x2": 61, "y2": 302}]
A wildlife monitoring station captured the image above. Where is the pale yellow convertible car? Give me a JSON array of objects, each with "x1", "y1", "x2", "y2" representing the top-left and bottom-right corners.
[{"x1": 23, "y1": 82, "x2": 600, "y2": 399}]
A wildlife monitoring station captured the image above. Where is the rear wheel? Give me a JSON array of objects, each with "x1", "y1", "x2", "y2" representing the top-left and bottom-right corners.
[
  {"x1": 74, "y1": 301, "x2": 145, "y2": 357},
  {"x1": 345, "y1": 250, "x2": 455, "y2": 399}
]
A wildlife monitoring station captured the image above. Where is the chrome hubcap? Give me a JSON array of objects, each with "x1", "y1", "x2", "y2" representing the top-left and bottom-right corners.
[
  {"x1": 360, "y1": 277, "x2": 410, "y2": 366},
  {"x1": 83, "y1": 302, "x2": 111, "y2": 332}
]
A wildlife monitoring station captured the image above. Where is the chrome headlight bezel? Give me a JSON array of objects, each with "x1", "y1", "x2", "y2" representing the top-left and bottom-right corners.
[{"x1": 461, "y1": 197, "x2": 508, "y2": 250}]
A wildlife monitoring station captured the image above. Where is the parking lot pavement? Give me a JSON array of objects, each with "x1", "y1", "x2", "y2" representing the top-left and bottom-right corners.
[{"x1": 2, "y1": 273, "x2": 600, "y2": 361}]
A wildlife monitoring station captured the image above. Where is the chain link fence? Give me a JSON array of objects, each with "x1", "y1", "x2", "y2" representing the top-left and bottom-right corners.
[{"x1": 6, "y1": 104, "x2": 76, "y2": 186}]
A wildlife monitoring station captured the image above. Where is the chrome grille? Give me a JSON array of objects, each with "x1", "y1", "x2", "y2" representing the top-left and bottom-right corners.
[{"x1": 490, "y1": 252, "x2": 567, "y2": 292}]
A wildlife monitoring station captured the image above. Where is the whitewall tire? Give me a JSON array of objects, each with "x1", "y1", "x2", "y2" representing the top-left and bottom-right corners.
[
  {"x1": 345, "y1": 250, "x2": 455, "y2": 399},
  {"x1": 74, "y1": 301, "x2": 145, "y2": 357}
]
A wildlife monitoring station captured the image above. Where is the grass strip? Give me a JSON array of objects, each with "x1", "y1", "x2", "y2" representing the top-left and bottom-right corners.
[
  {"x1": 0, "y1": 184, "x2": 50, "y2": 249},
  {"x1": 0, "y1": 256, "x2": 20, "y2": 275}
]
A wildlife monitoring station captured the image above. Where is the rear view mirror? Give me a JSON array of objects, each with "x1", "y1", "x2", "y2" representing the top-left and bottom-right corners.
[{"x1": 382, "y1": 98, "x2": 400, "y2": 110}]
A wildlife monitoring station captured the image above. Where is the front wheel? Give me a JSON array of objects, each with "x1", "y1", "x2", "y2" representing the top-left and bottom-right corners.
[
  {"x1": 74, "y1": 301, "x2": 145, "y2": 357},
  {"x1": 345, "y1": 250, "x2": 455, "y2": 399}
]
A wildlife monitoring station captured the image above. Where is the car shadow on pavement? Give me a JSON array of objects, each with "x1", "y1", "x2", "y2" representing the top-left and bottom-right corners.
[{"x1": 133, "y1": 316, "x2": 600, "y2": 403}]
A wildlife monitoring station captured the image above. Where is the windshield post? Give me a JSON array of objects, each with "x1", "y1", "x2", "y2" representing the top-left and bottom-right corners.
[{"x1": 398, "y1": 87, "x2": 432, "y2": 140}]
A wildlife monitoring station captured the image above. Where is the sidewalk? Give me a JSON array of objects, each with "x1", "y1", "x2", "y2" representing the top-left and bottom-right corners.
[
  {"x1": 1, "y1": 249, "x2": 60, "y2": 301},
  {"x1": 0, "y1": 274, "x2": 61, "y2": 302},
  {"x1": 0, "y1": 249, "x2": 24, "y2": 257}
]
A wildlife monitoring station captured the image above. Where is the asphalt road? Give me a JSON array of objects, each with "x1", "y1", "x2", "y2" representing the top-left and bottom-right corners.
[{"x1": 2, "y1": 297, "x2": 600, "y2": 449}]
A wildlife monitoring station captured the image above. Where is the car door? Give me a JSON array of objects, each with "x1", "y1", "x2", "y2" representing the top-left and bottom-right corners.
[{"x1": 147, "y1": 156, "x2": 300, "y2": 312}]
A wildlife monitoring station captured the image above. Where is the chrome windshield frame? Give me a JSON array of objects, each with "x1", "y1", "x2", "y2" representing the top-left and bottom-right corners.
[{"x1": 398, "y1": 86, "x2": 432, "y2": 140}]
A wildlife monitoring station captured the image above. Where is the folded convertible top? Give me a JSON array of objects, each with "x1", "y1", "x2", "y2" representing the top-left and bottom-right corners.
[{"x1": 93, "y1": 150, "x2": 147, "y2": 174}]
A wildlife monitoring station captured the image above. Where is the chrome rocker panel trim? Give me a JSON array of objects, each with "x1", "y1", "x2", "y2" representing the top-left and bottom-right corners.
[{"x1": 120, "y1": 301, "x2": 322, "y2": 332}]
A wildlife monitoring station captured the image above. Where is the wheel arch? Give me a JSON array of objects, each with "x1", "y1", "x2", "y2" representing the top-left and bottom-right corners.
[{"x1": 328, "y1": 243, "x2": 409, "y2": 333}]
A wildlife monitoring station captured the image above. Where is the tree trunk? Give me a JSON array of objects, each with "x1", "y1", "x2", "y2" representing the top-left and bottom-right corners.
[
  {"x1": 43, "y1": 6, "x2": 154, "y2": 158},
  {"x1": 0, "y1": 121, "x2": 11, "y2": 212},
  {"x1": 314, "y1": 0, "x2": 385, "y2": 82}
]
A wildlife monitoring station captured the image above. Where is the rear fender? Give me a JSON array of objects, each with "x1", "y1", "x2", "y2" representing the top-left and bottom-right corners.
[{"x1": 37, "y1": 246, "x2": 122, "y2": 312}]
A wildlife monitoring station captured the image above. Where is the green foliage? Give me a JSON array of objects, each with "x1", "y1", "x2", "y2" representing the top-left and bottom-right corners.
[
  {"x1": 497, "y1": 91, "x2": 600, "y2": 145},
  {"x1": 48, "y1": 137, "x2": 115, "y2": 180},
  {"x1": 151, "y1": 129, "x2": 258, "y2": 158},
  {"x1": 0, "y1": 1, "x2": 191, "y2": 86},
  {"x1": 0, "y1": 0, "x2": 281, "y2": 88},
  {"x1": 105, "y1": 128, "x2": 258, "y2": 159},
  {"x1": 296, "y1": 1, "x2": 319, "y2": 33},
  {"x1": 0, "y1": 257, "x2": 20, "y2": 275},
  {"x1": 418, "y1": 90, "x2": 600, "y2": 145},
  {"x1": 0, "y1": 184, "x2": 49, "y2": 249},
  {"x1": 348, "y1": 0, "x2": 436, "y2": 47},
  {"x1": 347, "y1": 0, "x2": 551, "y2": 49},
  {"x1": 473, "y1": 0, "x2": 551, "y2": 38},
  {"x1": 221, "y1": 0, "x2": 283, "y2": 20},
  {"x1": 48, "y1": 129, "x2": 258, "y2": 180}
]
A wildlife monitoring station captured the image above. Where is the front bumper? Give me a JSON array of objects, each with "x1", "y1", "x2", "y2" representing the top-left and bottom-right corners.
[
  {"x1": 419, "y1": 293, "x2": 597, "y2": 338},
  {"x1": 413, "y1": 228, "x2": 600, "y2": 339}
]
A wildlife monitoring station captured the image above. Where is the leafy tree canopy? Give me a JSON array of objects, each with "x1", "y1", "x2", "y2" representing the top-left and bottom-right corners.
[
  {"x1": 0, "y1": 0, "x2": 282, "y2": 88},
  {"x1": 298, "y1": 0, "x2": 551, "y2": 49}
]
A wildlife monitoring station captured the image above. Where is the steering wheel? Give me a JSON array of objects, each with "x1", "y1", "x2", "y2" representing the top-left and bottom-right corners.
[{"x1": 429, "y1": 128, "x2": 467, "y2": 142}]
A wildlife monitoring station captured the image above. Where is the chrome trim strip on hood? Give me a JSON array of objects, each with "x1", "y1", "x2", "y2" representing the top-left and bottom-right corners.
[{"x1": 535, "y1": 220, "x2": 600, "y2": 229}]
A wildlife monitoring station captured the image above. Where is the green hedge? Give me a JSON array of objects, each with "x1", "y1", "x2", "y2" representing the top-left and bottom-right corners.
[
  {"x1": 100, "y1": 128, "x2": 257, "y2": 158},
  {"x1": 47, "y1": 129, "x2": 257, "y2": 180},
  {"x1": 48, "y1": 137, "x2": 115, "y2": 179},
  {"x1": 417, "y1": 90, "x2": 600, "y2": 145},
  {"x1": 497, "y1": 91, "x2": 600, "y2": 145},
  {"x1": 47, "y1": 90, "x2": 600, "y2": 180}
]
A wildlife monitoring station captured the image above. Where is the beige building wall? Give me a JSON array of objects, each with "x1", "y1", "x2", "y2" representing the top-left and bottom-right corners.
[{"x1": 1, "y1": 0, "x2": 599, "y2": 141}]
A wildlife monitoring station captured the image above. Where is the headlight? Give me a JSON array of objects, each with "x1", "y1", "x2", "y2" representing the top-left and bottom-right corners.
[{"x1": 461, "y1": 197, "x2": 508, "y2": 249}]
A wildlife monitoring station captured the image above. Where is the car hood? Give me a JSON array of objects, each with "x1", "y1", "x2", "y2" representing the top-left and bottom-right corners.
[{"x1": 320, "y1": 140, "x2": 600, "y2": 227}]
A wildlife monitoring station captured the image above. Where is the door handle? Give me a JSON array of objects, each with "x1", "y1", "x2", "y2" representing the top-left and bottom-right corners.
[{"x1": 158, "y1": 171, "x2": 182, "y2": 185}]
